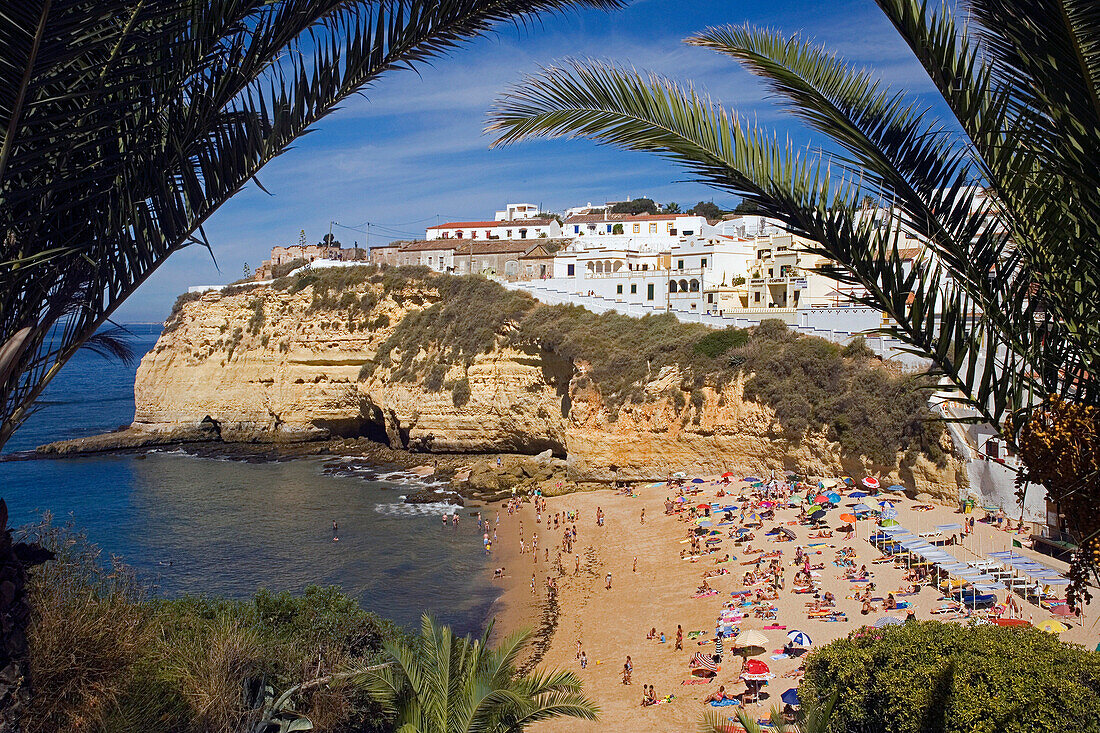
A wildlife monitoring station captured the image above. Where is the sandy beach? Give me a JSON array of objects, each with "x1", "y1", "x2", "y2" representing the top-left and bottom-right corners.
[{"x1": 486, "y1": 478, "x2": 1100, "y2": 732}]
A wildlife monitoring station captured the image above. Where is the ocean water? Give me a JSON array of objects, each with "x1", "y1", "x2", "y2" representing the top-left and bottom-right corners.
[{"x1": 0, "y1": 325, "x2": 496, "y2": 634}]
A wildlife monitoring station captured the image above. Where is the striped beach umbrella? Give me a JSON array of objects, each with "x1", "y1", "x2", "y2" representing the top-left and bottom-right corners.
[{"x1": 786, "y1": 630, "x2": 812, "y2": 647}]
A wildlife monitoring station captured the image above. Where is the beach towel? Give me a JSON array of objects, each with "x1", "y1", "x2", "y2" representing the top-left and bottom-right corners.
[
  {"x1": 680, "y1": 678, "x2": 708, "y2": 685},
  {"x1": 770, "y1": 654, "x2": 790, "y2": 660},
  {"x1": 761, "y1": 624, "x2": 787, "y2": 630},
  {"x1": 693, "y1": 590, "x2": 719, "y2": 598},
  {"x1": 709, "y1": 698, "x2": 740, "y2": 707}
]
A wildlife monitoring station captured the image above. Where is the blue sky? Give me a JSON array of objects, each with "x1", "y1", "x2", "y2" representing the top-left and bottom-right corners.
[{"x1": 116, "y1": 0, "x2": 940, "y2": 322}]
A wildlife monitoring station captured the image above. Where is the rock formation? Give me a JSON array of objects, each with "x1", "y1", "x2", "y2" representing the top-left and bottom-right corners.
[{"x1": 38, "y1": 269, "x2": 968, "y2": 500}]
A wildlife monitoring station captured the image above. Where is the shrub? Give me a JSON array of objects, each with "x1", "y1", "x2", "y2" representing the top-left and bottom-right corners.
[
  {"x1": 271, "y1": 258, "x2": 307, "y2": 279},
  {"x1": 451, "y1": 377, "x2": 471, "y2": 407},
  {"x1": 163, "y1": 291, "x2": 203, "y2": 333},
  {"x1": 246, "y1": 298, "x2": 265, "y2": 335},
  {"x1": 842, "y1": 335, "x2": 876, "y2": 360},
  {"x1": 692, "y1": 327, "x2": 749, "y2": 358},
  {"x1": 801, "y1": 621, "x2": 1100, "y2": 733}
]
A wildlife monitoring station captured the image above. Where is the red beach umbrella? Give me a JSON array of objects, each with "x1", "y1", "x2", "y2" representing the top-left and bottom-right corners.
[
  {"x1": 814, "y1": 494, "x2": 830, "y2": 504},
  {"x1": 722, "y1": 472, "x2": 736, "y2": 478},
  {"x1": 741, "y1": 659, "x2": 774, "y2": 681}
]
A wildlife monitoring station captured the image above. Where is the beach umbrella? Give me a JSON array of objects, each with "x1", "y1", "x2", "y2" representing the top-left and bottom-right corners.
[
  {"x1": 697, "y1": 503, "x2": 711, "y2": 509},
  {"x1": 692, "y1": 478, "x2": 706, "y2": 484},
  {"x1": 672, "y1": 472, "x2": 687, "y2": 479},
  {"x1": 735, "y1": 527, "x2": 752, "y2": 536},
  {"x1": 879, "y1": 501, "x2": 895, "y2": 509},
  {"x1": 881, "y1": 507, "x2": 899, "y2": 520},
  {"x1": 821, "y1": 478, "x2": 838, "y2": 489},
  {"x1": 737, "y1": 630, "x2": 769, "y2": 648},
  {"x1": 874, "y1": 616, "x2": 904, "y2": 628},
  {"x1": 826, "y1": 492, "x2": 842, "y2": 504},
  {"x1": 696, "y1": 520, "x2": 714, "y2": 527},
  {"x1": 806, "y1": 504, "x2": 822, "y2": 514},
  {"x1": 786, "y1": 630, "x2": 812, "y2": 647},
  {"x1": 885, "y1": 484, "x2": 906, "y2": 492},
  {"x1": 839, "y1": 513, "x2": 857, "y2": 523},
  {"x1": 722, "y1": 472, "x2": 736, "y2": 478},
  {"x1": 781, "y1": 688, "x2": 800, "y2": 706},
  {"x1": 1036, "y1": 619, "x2": 1070, "y2": 634},
  {"x1": 813, "y1": 493, "x2": 829, "y2": 504},
  {"x1": 849, "y1": 491, "x2": 868, "y2": 499},
  {"x1": 689, "y1": 652, "x2": 718, "y2": 676},
  {"x1": 743, "y1": 476, "x2": 761, "y2": 482},
  {"x1": 809, "y1": 509, "x2": 827, "y2": 522},
  {"x1": 741, "y1": 659, "x2": 774, "y2": 681},
  {"x1": 880, "y1": 518, "x2": 900, "y2": 527},
  {"x1": 676, "y1": 496, "x2": 687, "y2": 503}
]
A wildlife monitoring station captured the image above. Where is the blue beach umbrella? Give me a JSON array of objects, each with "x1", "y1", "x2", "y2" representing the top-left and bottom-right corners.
[
  {"x1": 743, "y1": 476, "x2": 761, "y2": 482},
  {"x1": 781, "y1": 688, "x2": 800, "y2": 706},
  {"x1": 826, "y1": 492, "x2": 841, "y2": 504},
  {"x1": 692, "y1": 478, "x2": 706, "y2": 484},
  {"x1": 885, "y1": 484, "x2": 906, "y2": 492},
  {"x1": 849, "y1": 491, "x2": 868, "y2": 499},
  {"x1": 881, "y1": 507, "x2": 899, "y2": 521},
  {"x1": 852, "y1": 503, "x2": 872, "y2": 513},
  {"x1": 786, "y1": 630, "x2": 812, "y2": 647},
  {"x1": 879, "y1": 501, "x2": 895, "y2": 509}
]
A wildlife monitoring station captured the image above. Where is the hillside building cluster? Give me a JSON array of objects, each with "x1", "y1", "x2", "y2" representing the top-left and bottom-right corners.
[{"x1": 256, "y1": 201, "x2": 929, "y2": 321}]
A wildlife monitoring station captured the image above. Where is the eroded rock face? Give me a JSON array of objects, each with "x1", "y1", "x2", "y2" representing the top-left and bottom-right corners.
[{"x1": 53, "y1": 276, "x2": 967, "y2": 501}]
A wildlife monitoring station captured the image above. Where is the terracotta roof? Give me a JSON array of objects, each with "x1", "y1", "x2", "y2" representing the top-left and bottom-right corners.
[
  {"x1": 454, "y1": 240, "x2": 538, "y2": 255},
  {"x1": 397, "y1": 240, "x2": 459, "y2": 252},
  {"x1": 426, "y1": 218, "x2": 553, "y2": 230}
]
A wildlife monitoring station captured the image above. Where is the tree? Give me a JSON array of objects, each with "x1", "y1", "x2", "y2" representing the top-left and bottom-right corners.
[
  {"x1": 365, "y1": 615, "x2": 599, "y2": 733},
  {"x1": 698, "y1": 689, "x2": 837, "y2": 733},
  {"x1": 0, "y1": 0, "x2": 623, "y2": 453},
  {"x1": 800, "y1": 621, "x2": 1100, "y2": 733},
  {"x1": 691, "y1": 201, "x2": 722, "y2": 219},
  {"x1": 732, "y1": 199, "x2": 760, "y2": 215},
  {"x1": 664, "y1": 202, "x2": 682, "y2": 213},
  {"x1": 609, "y1": 197, "x2": 657, "y2": 215},
  {"x1": 488, "y1": 0, "x2": 1100, "y2": 602},
  {"x1": 612, "y1": 223, "x2": 624, "y2": 235}
]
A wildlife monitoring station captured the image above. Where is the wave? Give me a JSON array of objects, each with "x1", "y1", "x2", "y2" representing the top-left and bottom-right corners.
[{"x1": 374, "y1": 500, "x2": 462, "y2": 517}]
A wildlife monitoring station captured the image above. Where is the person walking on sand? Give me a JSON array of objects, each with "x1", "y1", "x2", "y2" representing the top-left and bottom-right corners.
[
  {"x1": 633, "y1": 556, "x2": 637, "y2": 573},
  {"x1": 575, "y1": 555, "x2": 581, "y2": 575},
  {"x1": 676, "y1": 624, "x2": 683, "y2": 651},
  {"x1": 606, "y1": 572, "x2": 612, "y2": 590},
  {"x1": 580, "y1": 651, "x2": 588, "y2": 669},
  {"x1": 640, "y1": 507, "x2": 645, "y2": 524},
  {"x1": 531, "y1": 573, "x2": 536, "y2": 594}
]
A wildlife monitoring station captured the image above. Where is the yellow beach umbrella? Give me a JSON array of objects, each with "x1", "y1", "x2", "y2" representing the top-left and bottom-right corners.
[{"x1": 1036, "y1": 619, "x2": 1070, "y2": 634}]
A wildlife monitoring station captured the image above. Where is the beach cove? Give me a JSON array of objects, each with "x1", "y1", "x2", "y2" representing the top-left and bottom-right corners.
[{"x1": 488, "y1": 477, "x2": 1099, "y2": 732}]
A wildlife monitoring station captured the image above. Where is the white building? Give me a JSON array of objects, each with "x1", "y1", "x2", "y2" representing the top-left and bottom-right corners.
[
  {"x1": 425, "y1": 217, "x2": 562, "y2": 241},
  {"x1": 563, "y1": 212, "x2": 709, "y2": 239},
  {"x1": 494, "y1": 203, "x2": 541, "y2": 221}
]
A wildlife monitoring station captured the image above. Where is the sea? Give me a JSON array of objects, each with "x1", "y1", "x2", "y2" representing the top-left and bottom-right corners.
[{"x1": 0, "y1": 324, "x2": 497, "y2": 634}]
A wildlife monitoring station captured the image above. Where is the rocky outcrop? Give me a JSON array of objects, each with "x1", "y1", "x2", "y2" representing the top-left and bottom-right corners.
[{"x1": 38, "y1": 272, "x2": 968, "y2": 501}]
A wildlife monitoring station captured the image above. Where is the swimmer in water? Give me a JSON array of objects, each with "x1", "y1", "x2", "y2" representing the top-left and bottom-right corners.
[{"x1": 332, "y1": 519, "x2": 339, "y2": 542}]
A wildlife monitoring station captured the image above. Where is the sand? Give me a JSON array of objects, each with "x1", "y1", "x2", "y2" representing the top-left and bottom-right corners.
[{"x1": 485, "y1": 478, "x2": 1100, "y2": 733}]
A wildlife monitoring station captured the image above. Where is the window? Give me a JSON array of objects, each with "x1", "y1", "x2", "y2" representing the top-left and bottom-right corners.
[
  {"x1": 485, "y1": 231, "x2": 491, "y2": 238},
  {"x1": 567, "y1": 264, "x2": 575, "y2": 276},
  {"x1": 507, "y1": 230, "x2": 512, "y2": 238},
  {"x1": 428, "y1": 257, "x2": 433, "y2": 264},
  {"x1": 689, "y1": 279, "x2": 700, "y2": 292},
  {"x1": 607, "y1": 224, "x2": 613, "y2": 233},
  {"x1": 647, "y1": 283, "x2": 654, "y2": 300},
  {"x1": 666, "y1": 223, "x2": 674, "y2": 233},
  {"x1": 630, "y1": 284, "x2": 637, "y2": 294},
  {"x1": 642, "y1": 264, "x2": 648, "y2": 271},
  {"x1": 669, "y1": 281, "x2": 677, "y2": 293},
  {"x1": 700, "y1": 258, "x2": 707, "y2": 268},
  {"x1": 574, "y1": 225, "x2": 580, "y2": 234},
  {"x1": 456, "y1": 231, "x2": 463, "y2": 238},
  {"x1": 677, "y1": 259, "x2": 684, "y2": 270},
  {"x1": 707, "y1": 294, "x2": 714, "y2": 303},
  {"x1": 754, "y1": 292, "x2": 761, "y2": 302},
  {"x1": 768, "y1": 268, "x2": 774, "y2": 277},
  {"x1": 616, "y1": 284, "x2": 623, "y2": 294},
  {"x1": 649, "y1": 223, "x2": 657, "y2": 233},
  {"x1": 633, "y1": 223, "x2": 640, "y2": 233},
  {"x1": 682, "y1": 230, "x2": 693, "y2": 235}
]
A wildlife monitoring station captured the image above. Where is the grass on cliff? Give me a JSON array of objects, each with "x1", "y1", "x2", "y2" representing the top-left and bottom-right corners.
[{"x1": 23, "y1": 515, "x2": 404, "y2": 733}]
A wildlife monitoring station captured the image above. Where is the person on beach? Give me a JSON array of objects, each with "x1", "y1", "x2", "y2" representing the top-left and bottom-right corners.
[
  {"x1": 640, "y1": 507, "x2": 645, "y2": 524},
  {"x1": 705, "y1": 686, "x2": 729, "y2": 703},
  {"x1": 580, "y1": 651, "x2": 587, "y2": 669},
  {"x1": 531, "y1": 573, "x2": 536, "y2": 594},
  {"x1": 575, "y1": 555, "x2": 581, "y2": 574},
  {"x1": 606, "y1": 572, "x2": 612, "y2": 590},
  {"x1": 633, "y1": 556, "x2": 637, "y2": 573},
  {"x1": 623, "y1": 656, "x2": 633, "y2": 685},
  {"x1": 676, "y1": 625, "x2": 683, "y2": 650}
]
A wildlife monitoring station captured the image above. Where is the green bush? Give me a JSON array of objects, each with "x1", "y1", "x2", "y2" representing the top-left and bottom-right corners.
[
  {"x1": 801, "y1": 621, "x2": 1100, "y2": 733},
  {"x1": 451, "y1": 376, "x2": 471, "y2": 407},
  {"x1": 693, "y1": 327, "x2": 749, "y2": 358},
  {"x1": 246, "y1": 297, "x2": 265, "y2": 335}
]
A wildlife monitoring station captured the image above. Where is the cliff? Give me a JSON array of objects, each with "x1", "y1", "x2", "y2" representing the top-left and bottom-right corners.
[{"x1": 40, "y1": 267, "x2": 967, "y2": 499}]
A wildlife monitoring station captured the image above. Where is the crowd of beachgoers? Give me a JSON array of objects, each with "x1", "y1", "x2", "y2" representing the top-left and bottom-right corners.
[{"x1": 482, "y1": 471, "x2": 1094, "y2": 732}]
